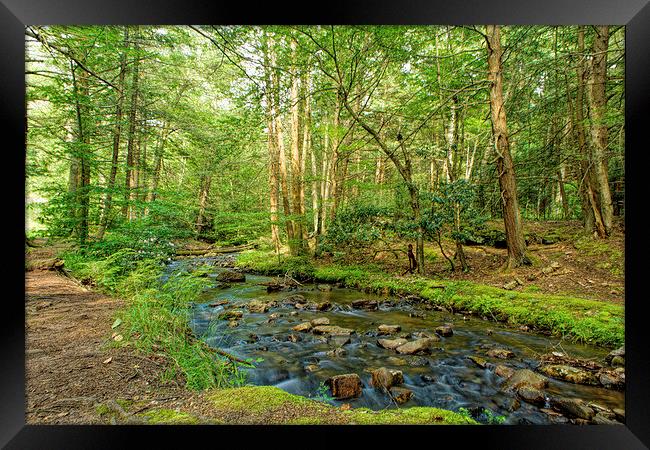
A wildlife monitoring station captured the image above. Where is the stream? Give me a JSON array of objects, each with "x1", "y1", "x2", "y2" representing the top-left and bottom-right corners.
[{"x1": 170, "y1": 255, "x2": 624, "y2": 425}]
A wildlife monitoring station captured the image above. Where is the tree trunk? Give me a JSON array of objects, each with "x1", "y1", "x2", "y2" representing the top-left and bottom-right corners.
[
  {"x1": 571, "y1": 26, "x2": 606, "y2": 236},
  {"x1": 586, "y1": 25, "x2": 614, "y2": 236},
  {"x1": 263, "y1": 34, "x2": 281, "y2": 253},
  {"x1": 486, "y1": 25, "x2": 529, "y2": 268},
  {"x1": 71, "y1": 65, "x2": 91, "y2": 245},
  {"x1": 196, "y1": 174, "x2": 212, "y2": 235},
  {"x1": 148, "y1": 122, "x2": 168, "y2": 204},
  {"x1": 97, "y1": 28, "x2": 129, "y2": 239},
  {"x1": 123, "y1": 26, "x2": 140, "y2": 221}
]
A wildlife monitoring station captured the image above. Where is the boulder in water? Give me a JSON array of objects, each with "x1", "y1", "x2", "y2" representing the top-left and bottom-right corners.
[
  {"x1": 517, "y1": 386, "x2": 546, "y2": 406},
  {"x1": 502, "y1": 369, "x2": 548, "y2": 393},
  {"x1": 325, "y1": 374, "x2": 362, "y2": 399},
  {"x1": 378, "y1": 324, "x2": 401, "y2": 335},
  {"x1": 317, "y1": 301, "x2": 332, "y2": 311},
  {"x1": 597, "y1": 368, "x2": 625, "y2": 390},
  {"x1": 487, "y1": 348, "x2": 515, "y2": 359},
  {"x1": 216, "y1": 270, "x2": 246, "y2": 282},
  {"x1": 435, "y1": 324, "x2": 454, "y2": 337},
  {"x1": 377, "y1": 338, "x2": 408, "y2": 350},
  {"x1": 550, "y1": 397, "x2": 595, "y2": 420},
  {"x1": 605, "y1": 346, "x2": 624, "y2": 364},
  {"x1": 389, "y1": 387, "x2": 413, "y2": 404},
  {"x1": 292, "y1": 322, "x2": 312, "y2": 332},
  {"x1": 468, "y1": 355, "x2": 488, "y2": 369},
  {"x1": 246, "y1": 300, "x2": 269, "y2": 313},
  {"x1": 312, "y1": 325, "x2": 354, "y2": 336},
  {"x1": 370, "y1": 367, "x2": 404, "y2": 390},
  {"x1": 539, "y1": 365, "x2": 599, "y2": 386},
  {"x1": 311, "y1": 317, "x2": 330, "y2": 326},
  {"x1": 494, "y1": 365, "x2": 515, "y2": 379},
  {"x1": 395, "y1": 338, "x2": 437, "y2": 355},
  {"x1": 351, "y1": 299, "x2": 378, "y2": 310},
  {"x1": 282, "y1": 294, "x2": 306, "y2": 305}
]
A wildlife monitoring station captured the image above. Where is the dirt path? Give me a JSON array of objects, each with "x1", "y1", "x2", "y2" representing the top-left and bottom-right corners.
[{"x1": 25, "y1": 257, "x2": 194, "y2": 424}]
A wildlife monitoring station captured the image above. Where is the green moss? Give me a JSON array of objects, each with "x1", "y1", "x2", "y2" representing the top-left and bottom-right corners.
[
  {"x1": 95, "y1": 403, "x2": 111, "y2": 416},
  {"x1": 208, "y1": 386, "x2": 477, "y2": 425},
  {"x1": 344, "y1": 407, "x2": 478, "y2": 425},
  {"x1": 139, "y1": 408, "x2": 200, "y2": 424},
  {"x1": 209, "y1": 386, "x2": 319, "y2": 414}
]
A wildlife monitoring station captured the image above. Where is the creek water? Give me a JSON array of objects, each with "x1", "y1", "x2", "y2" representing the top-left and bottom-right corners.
[{"x1": 171, "y1": 256, "x2": 623, "y2": 424}]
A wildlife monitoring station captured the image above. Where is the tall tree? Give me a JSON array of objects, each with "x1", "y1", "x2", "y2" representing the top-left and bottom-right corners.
[{"x1": 485, "y1": 25, "x2": 530, "y2": 268}]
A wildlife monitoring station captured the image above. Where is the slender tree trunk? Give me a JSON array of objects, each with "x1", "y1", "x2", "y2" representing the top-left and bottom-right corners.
[
  {"x1": 587, "y1": 25, "x2": 614, "y2": 236},
  {"x1": 263, "y1": 35, "x2": 281, "y2": 252},
  {"x1": 268, "y1": 40, "x2": 293, "y2": 249},
  {"x1": 196, "y1": 174, "x2": 211, "y2": 235},
  {"x1": 572, "y1": 26, "x2": 605, "y2": 236},
  {"x1": 123, "y1": 26, "x2": 140, "y2": 221},
  {"x1": 486, "y1": 25, "x2": 530, "y2": 268},
  {"x1": 71, "y1": 65, "x2": 91, "y2": 244},
  {"x1": 288, "y1": 39, "x2": 305, "y2": 255},
  {"x1": 97, "y1": 28, "x2": 129, "y2": 239},
  {"x1": 147, "y1": 122, "x2": 168, "y2": 204},
  {"x1": 320, "y1": 115, "x2": 331, "y2": 234}
]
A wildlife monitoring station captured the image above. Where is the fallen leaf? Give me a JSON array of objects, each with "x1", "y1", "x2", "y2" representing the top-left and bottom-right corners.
[
  {"x1": 102, "y1": 357, "x2": 112, "y2": 364},
  {"x1": 111, "y1": 318, "x2": 122, "y2": 329},
  {"x1": 113, "y1": 334, "x2": 123, "y2": 342}
]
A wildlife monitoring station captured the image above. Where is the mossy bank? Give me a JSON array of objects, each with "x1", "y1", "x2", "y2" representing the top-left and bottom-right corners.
[
  {"x1": 236, "y1": 250, "x2": 624, "y2": 348},
  {"x1": 109, "y1": 386, "x2": 477, "y2": 425}
]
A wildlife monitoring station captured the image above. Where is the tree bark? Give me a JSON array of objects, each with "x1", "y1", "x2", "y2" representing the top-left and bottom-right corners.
[
  {"x1": 486, "y1": 25, "x2": 530, "y2": 268},
  {"x1": 586, "y1": 25, "x2": 614, "y2": 236}
]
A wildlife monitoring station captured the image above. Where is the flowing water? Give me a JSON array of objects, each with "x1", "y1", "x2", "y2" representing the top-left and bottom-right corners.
[{"x1": 171, "y1": 255, "x2": 623, "y2": 424}]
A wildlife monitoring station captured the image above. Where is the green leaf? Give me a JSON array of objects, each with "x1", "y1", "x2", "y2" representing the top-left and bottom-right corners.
[{"x1": 111, "y1": 318, "x2": 123, "y2": 329}]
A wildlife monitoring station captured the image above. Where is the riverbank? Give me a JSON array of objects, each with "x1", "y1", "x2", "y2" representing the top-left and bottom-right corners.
[
  {"x1": 25, "y1": 244, "x2": 477, "y2": 425},
  {"x1": 235, "y1": 250, "x2": 624, "y2": 348}
]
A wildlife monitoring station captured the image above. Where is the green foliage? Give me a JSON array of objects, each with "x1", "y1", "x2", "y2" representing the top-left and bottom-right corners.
[
  {"x1": 422, "y1": 180, "x2": 486, "y2": 244},
  {"x1": 458, "y1": 407, "x2": 506, "y2": 425},
  {"x1": 311, "y1": 382, "x2": 335, "y2": 403},
  {"x1": 236, "y1": 250, "x2": 316, "y2": 280},
  {"x1": 321, "y1": 203, "x2": 394, "y2": 254}
]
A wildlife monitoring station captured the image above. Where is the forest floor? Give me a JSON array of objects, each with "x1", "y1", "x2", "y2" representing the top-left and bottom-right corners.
[
  {"x1": 344, "y1": 219, "x2": 624, "y2": 305},
  {"x1": 24, "y1": 243, "x2": 474, "y2": 425}
]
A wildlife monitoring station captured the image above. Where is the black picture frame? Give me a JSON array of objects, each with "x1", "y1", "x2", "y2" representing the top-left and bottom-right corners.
[{"x1": 3, "y1": 0, "x2": 649, "y2": 448}]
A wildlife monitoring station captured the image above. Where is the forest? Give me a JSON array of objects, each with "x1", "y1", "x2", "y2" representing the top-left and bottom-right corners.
[{"x1": 25, "y1": 25, "x2": 626, "y2": 426}]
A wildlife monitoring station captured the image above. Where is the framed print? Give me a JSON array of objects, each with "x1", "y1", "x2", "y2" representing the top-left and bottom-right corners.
[{"x1": 3, "y1": 0, "x2": 649, "y2": 448}]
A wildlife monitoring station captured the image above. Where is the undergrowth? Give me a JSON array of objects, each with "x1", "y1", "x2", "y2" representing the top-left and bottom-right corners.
[{"x1": 60, "y1": 247, "x2": 247, "y2": 390}]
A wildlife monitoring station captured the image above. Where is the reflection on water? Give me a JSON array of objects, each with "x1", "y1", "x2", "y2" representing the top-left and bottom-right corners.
[{"x1": 170, "y1": 256, "x2": 624, "y2": 424}]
